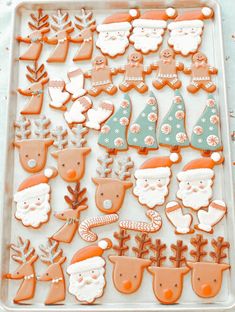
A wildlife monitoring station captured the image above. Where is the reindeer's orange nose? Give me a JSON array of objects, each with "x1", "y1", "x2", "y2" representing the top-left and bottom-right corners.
[
  {"x1": 123, "y1": 280, "x2": 132, "y2": 290},
  {"x1": 67, "y1": 169, "x2": 77, "y2": 179},
  {"x1": 201, "y1": 284, "x2": 212, "y2": 296},
  {"x1": 164, "y1": 289, "x2": 173, "y2": 299}
]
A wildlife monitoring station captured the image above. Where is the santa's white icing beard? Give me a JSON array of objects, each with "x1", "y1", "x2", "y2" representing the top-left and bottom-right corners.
[
  {"x1": 68, "y1": 267, "x2": 105, "y2": 303},
  {"x1": 130, "y1": 27, "x2": 164, "y2": 53}
]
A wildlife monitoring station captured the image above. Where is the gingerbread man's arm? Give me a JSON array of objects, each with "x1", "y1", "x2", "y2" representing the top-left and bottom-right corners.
[
  {"x1": 84, "y1": 70, "x2": 92, "y2": 78},
  {"x1": 110, "y1": 67, "x2": 118, "y2": 76},
  {"x1": 183, "y1": 66, "x2": 192, "y2": 74},
  {"x1": 16, "y1": 35, "x2": 31, "y2": 43},
  {"x1": 143, "y1": 65, "x2": 152, "y2": 75},
  {"x1": 118, "y1": 65, "x2": 126, "y2": 73},
  {"x1": 151, "y1": 61, "x2": 159, "y2": 70},
  {"x1": 208, "y1": 66, "x2": 218, "y2": 75},
  {"x1": 176, "y1": 61, "x2": 184, "y2": 71}
]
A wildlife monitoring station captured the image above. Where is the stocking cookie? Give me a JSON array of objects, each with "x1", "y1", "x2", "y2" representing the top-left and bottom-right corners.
[
  {"x1": 16, "y1": 9, "x2": 50, "y2": 61},
  {"x1": 64, "y1": 96, "x2": 93, "y2": 126},
  {"x1": 85, "y1": 100, "x2": 114, "y2": 130},
  {"x1": 18, "y1": 62, "x2": 49, "y2": 115},
  {"x1": 127, "y1": 91, "x2": 158, "y2": 154},
  {"x1": 96, "y1": 10, "x2": 139, "y2": 57},
  {"x1": 168, "y1": 8, "x2": 214, "y2": 56},
  {"x1": 130, "y1": 9, "x2": 177, "y2": 54},
  {"x1": 38, "y1": 240, "x2": 66, "y2": 305},
  {"x1": 13, "y1": 168, "x2": 57, "y2": 228},
  {"x1": 48, "y1": 79, "x2": 71, "y2": 110},
  {"x1": 119, "y1": 52, "x2": 151, "y2": 93},
  {"x1": 6, "y1": 237, "x2": 38, "y2": 304},
  {"x1": 177, "y1": 153, "x2": 224, "y2": 210},
  {"x1": 85, "y1": 55, "x2": 118, "y2": 96},
  {"x1": 67, "y1": 239, "x2": 112, "y2": 303},
  {"x1": 191, "y1": 95, "x2": 222, "y2": 156},
  {"x1": 98, "y1": 95, "x2": 132, "y2": 154},
  {"x1": 65, "y1": 68, "x2": 86, "y2": 100},
  {"x1": 133, "y1": 153, "x2": 181, "y2": 209},
  {"x1": 165, "y1": 201, "x2": 194, "y2": 234},
  {"x1": 14, "y1": 115, "x2": 53, "y2": 173},
  {"x1": 184, "y1": 52, "x2": 218, "y2": 93},
  {"x1": 195, "y1": 200, "x2": 227, "y2": 233},
  {"x1": 151, "y1": 49, "x2": 184, "y2": 90}
]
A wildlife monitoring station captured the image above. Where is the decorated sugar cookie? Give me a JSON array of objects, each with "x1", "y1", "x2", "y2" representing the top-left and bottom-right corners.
[
  {"x1": 38, "y1": 240, "x2": 66, "y2": 305},
  {"x1": 96, "y1": 10, "x2": 139, "y2": 57},
  {"x1": 65, "y1": 68, "x2": 86, "y2": 100},
  {"x1": 44, "y1": 10, "x2": 74, "y2": 63},
  {"x1": 92, "y1": 153, "x2": 133, "y2": 214},
  {"x1": 52, "y1": 182, "x2": 88, "y2": 243},
  {"x1": 64, "y1": 96, "x2": 93, "y2": 126},
  {"x1": 6, "y1": 237, "x2": 38, "y2": 304},
  {"x1": 130, "y1": 9, "x2": 177, "y2": 54},
  {"x1": 159, "y1": 90, "x2": 189, "y2": 152},
  {"x1": 176, "y1": 153, "x2": 224, "y2": 210},
  {"x1": 119, "y1": 52, "x2": 151, "y2": 93},
  {"x1": 51, "y1": 125, "x2": 91, "y2": 182},
  {"x1": 14, "y1": 115, "x2": 53, "y2": 173},
  {"x1": 133, "y1": 153, "x2": 181, "y2": 209},
  {"x1": 18, "y1": 62, "x2": 49, "y2": 115},
  {"x1": 85, "y1": 100, "x2": 114, "y2": 130},
  {"x1": 48, "y1": 78, "x2": 71, "y2": 110},
  {"x1": 98, "y1": 95, "x2": 132, "y2": 154},
  {"x1": 191, "y1": 95, "x2": 222, "y2": 155},
  {"x1": 151, "y1": 49, "x2": 184, "y2": 90},
  {"x1": 168, "y1": 7, "x2": 214, "y2": 56},
  {"x1": 184, "y1": 52, "x2": 218, "y2": 93},
  {"x1": 85, "y1": 55, "x2": 118, "y2": 96},
  {"x1": 127, "y1": 91, "x2": 158, "y2": 154},
  {"x1": 109, "y1": 230, "x2": 151, "y2": 294},
  {"x1": 70, "y1": 9, "x2": 96, "y2": 61},
  {"x1": 187, "y1": 235, "x2": 230, "y2": 298},
  {"x1": 14, "y1": 168, "x2": 57, "y2": 228},
  {"x1": 16, "y1": 8, "x2": 50, "y2": 61},
  {"x1": 148, "y1": 239, "x2": 190, "y2": 304},
  {"x1": 67, "y1": 239, "x2": 112, "y2": 304}
]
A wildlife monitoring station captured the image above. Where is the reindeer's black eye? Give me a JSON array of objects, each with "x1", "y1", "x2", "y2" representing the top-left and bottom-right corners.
[
  {"x1": 214, "y1": 279, "x2": 217, "y2": 283},
  {"x1": 100, "y1": 193, "x2": 104, "y2": 196},
  {"x1": 62, "y1": 164, "x2": 65, "y2": 167},
  {"x1": 197, "y1": 277, "x2": 200, "y2": 281},
  {"x1": 61, "y1": 213, "x2": 64, "y2": 216},
  {"x1": 38, "y1": 153, "x2": 41, "y2": 157},
  {"x1": 25, "y1": 154, "x2": 29, "y2": 158},
  {"x1": 174, "y1": 283, "x2": 178, "y2": 287},
  {"x1": 119, "y1": 273, "x2": 122, "y2": 277},
  {"x1": 159, "y1": 283, "x2": 162, "y2": 287},
  {"x1": 134, "y1": 275, "x2": 137, "y2": 279},
  {"x1": 46, "y1": 273, "x2": 49, "y2": 276},
  {"x1": 77, "y1": 162, "x2": 80, "y2": 165},
  {"x1": 17, "y1": 271, "x2": 19, "y2": 274},
  {"x1": 116, "y1": 194, "x2": 119, "y2": 198}
]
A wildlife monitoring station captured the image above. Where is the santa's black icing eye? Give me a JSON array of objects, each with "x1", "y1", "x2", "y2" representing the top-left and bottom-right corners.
[
  {"x1": 116, "y1": 194, "x2": 119, "y2": 198},
  {"x1": 214, "y1": 279, "x2": 217, "y2": 283},
  {"x1": 200, "y1": 181, "x2": 203, "y2": 184},
  {"x1": 174, "y1": 283, "x2": 178, "y2": 287},
  {"x1": 38, "y1": 153, "x2": 41, "y2": 157},
  {"x1": 134, "y1": 275, "x2": 137, "y2": 279},
  {"x1": 62, "y1": 164, "x2": 65, "y2": 167},
  {"x1": 120, "y1": 273, "x2": 122, "y2": 277},
  {"x1": 100, "y1": 192, "x2": 104, "y2": 196},
  {"x1": 25, "y1": 154, "x2": 29, "y2": 158},
  {"x1": 77, "y1": 162, "x2": 80, "y2": 165},
  {"x1": 197, "y1": 277, "x2": 200, "y2": 281},
  {"x1": 159, "y1": 283, "x2": 162, "y2": 287}
]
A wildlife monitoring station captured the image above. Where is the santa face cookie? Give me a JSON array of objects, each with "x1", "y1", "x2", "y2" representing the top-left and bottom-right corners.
[
  {"x1": 67, "y1": 239, "x2": 112, "y2": 304},
  {"x1": 177, "y1": 153, "x2": 223, "y2": 210},
  {"x1": 96, "y1": 10, "x2": 139, "y2": 58},
  {"x1": 130, "y1": 8, "x2": 177, "y2": 54},
  {"x1": 168, "y1": 7, "x2": 214, "y2": 56},
  {"x1": 13, "y1": 168, "x2": 57, "y2": 228},
  {"x1": 133, "y1": 153, "x2": 181, "y2": 209}
]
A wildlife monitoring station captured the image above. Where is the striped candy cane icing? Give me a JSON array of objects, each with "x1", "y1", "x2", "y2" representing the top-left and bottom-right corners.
[
  {"x1": 119, "y1": 210, "x2": 162, "y2": 233},
  {"x1": 79, "y1": 214, "x2": 119, "y2": 242}
]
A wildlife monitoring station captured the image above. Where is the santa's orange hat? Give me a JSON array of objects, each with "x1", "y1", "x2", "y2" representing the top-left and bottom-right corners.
[
  {"x1": 67, "y1": 239, "x2": 112, "y2": 274},
  {"x1": 177, "y1": 152, "x2": 223, "y2": 181},
  {"x1": 135, "y1": 153, "x2": 181, "y2": 179},
  {"x1": 133, "y1": 8, "x2": 177, "y2": 29},
  {"x1": 168, "y1": 7, "x2": 213, "y2": 30}
]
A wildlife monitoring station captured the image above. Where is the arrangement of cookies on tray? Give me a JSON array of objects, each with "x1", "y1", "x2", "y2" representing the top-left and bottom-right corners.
[{"x1": 7, "y1": 5, "x2": 229, "y2": 306}]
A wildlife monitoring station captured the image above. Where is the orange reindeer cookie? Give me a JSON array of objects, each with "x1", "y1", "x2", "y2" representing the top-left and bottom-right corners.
[
  {"x1": 14, "y1": 115, "x2": 53, "y2": 173},
  {"x1": 16, "y1": 8, "x2": 50, "y2": 61},
  {"x1": 51, "y1": 182, "x2": 88, "y2": 243},
  {"x1": 18, "y1": 62, "x2": 48, "y2": 115},
  {"x1": 6, "y1": 237, "x2": 38, "y2": 304},
  {"x1": 67, "y1": 239, "x2": 112, "y2": 304},
  {"x1": 38, "y1": 240, "x2": 66, "y2": 305}
]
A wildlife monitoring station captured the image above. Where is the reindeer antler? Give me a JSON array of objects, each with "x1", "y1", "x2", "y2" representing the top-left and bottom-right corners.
[
  {"x1": 10, "y1": 237, "x2": 36, "y2": 264},
  {"x1": 51, "y1": 126, "x2": 68, "y2": 150},
  {"x1": 150, "y1": 239, "x2": 166, "y2": 267},
  {"x1": 170, "y1": 240, "x2": 188, "y2": 268},
  {"x1": 39, "y1": 239, "x2": 63, "y2": 264},
  {"x1": 71, "y1": 125, "x2": 88, "y2": 148},
  {"x1": 51, "y1": 9, "x2": 72, "y2": 32},
  {"x1": 28, "y1": 8, "x2": 49, "y2": 31},
  {"x1": 74, "y1": 8, "x2": 95, "y2": 30},
  {"x1": 34, "y1": 115, "x2": 51, "y2": 139},
  {"x1": 113, "y1": 229, "x2": 130, "y2": 256},
  {"x1": 114, "y1": 156, "x2": 134, "y2": 181},
  {"x1": 96, "y1": 153, "x2": 113, "y2": 178},
  {"x1": 14, "y1": 116, "x2": 31, "y2": 140},
  {"x1": 190, "y1": 234, "x2": 208, "y2": 262},
  {"x1": 64, "y1": 182, "x2": 88, "y2": 210},
  {"x1": 132, "y1": 233, "x2": 151, "y2": 259},
  {"x1": 26, "y1": 62, "x2": 48, "y2": 84},
  {"x1": 210, "y1": 237, "x2": 230, "y2": 264}
]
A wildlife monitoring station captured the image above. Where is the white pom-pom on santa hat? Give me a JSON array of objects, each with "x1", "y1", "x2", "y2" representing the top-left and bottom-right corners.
[
  {"x1": 210, "y1": 152, "x2": 222, "y2": 163},
  {"x1": 129, "y1": 9, "x2": 139, "y2": 17},
  {"x1": 98, "y1": 238, "x2": 112, "y2": 250},
  {"x1": 170, "y1": 152, "x2": 180, "y2": 163},
  {"x1": 166, "y1": 8, "x2": 177, "y2": 18},
  {"x1": 201, "y1": 7, "x2": 213, "y2": 18}
]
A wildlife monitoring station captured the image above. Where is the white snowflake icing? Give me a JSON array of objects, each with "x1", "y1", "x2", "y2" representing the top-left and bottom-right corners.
[
  {"x1": 176, "y1": 124, "x2": 181, "y2": 129},
  {"x1": 115, "y1": 129, "x2": 119, "y2": 133},
  {"x1": 201, "y1": 118, "x2": 206, "y2": 123},
  {"x1": 168, "y1": 116, "x2": 173, "y2": 121},
  {"x1": 113, "y1": 117, "x2": 118, "y2": 122},
  {"x1": 104, "y1": 138, "x2": 109, "y2": 143}
]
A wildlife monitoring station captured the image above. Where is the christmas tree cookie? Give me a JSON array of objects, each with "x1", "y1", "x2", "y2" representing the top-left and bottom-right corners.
[
  {"x1": 191, "y1": 95, "x2": 222, "y2": 156},
  {"x1": 159, "y1": 90, "x2": 189, "y2": 152},
  {"x1": 127, "y1": 91, "x2": 158, "y2": 154},
  {"x1": 98, "y1": 95, "x2": 132, "y2": 154}
]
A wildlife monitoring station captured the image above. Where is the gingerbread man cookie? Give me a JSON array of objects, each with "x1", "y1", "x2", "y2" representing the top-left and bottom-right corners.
[{"x1": 119, "y1": 52, "x2": 151, "y2": 93}]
